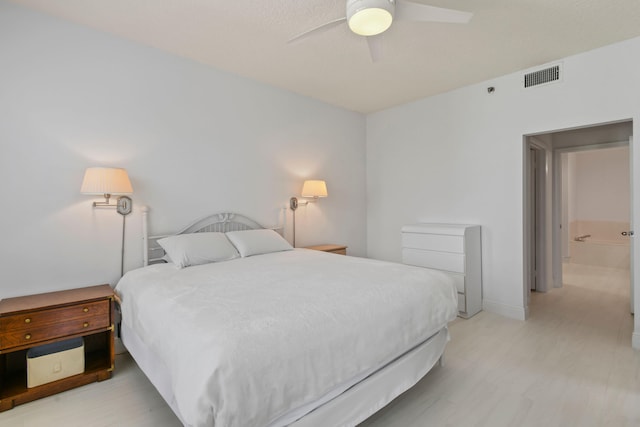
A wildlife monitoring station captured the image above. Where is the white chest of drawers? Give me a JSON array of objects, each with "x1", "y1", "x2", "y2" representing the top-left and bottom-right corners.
[{"x1": 401, "y1": 223, "x2": 482, "y2": 318}]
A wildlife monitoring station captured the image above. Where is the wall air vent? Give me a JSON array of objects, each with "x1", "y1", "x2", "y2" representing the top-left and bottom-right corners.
[{"x1": 523, "y1": 64, "x2": 561, "y2": 88}]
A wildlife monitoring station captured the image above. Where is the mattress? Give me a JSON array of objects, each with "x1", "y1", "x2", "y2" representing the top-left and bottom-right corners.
[{"x1": 115, "y1": 249, "x2": 458, "y2": 427}]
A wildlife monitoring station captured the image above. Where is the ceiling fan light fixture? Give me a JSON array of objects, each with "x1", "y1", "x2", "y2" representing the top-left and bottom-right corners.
[{"x1": 347, "y1": 0, "x2": 395, "y2": 36}]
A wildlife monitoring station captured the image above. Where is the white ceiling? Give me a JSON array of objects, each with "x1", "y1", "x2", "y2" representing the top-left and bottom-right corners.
[{"x1": 8, "y1": 0, "x2": 640, "y2": 113}]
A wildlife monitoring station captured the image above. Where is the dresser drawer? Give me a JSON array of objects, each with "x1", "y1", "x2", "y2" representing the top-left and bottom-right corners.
[
  {"x1": 0, "y1": 300, "x2": 109, "y2": 333},
  {"x1": 1, "y1": 314, "x2": 110, "y2": 350},
  {"x1": 457, "y1": 293, "x2": 466, "y2": 314},
  {"x1": 402, "y1": 223, "x2": 481, "y2": 319},
  {"x1": 402, "y1": 233, "x2": 464, "y2": 253},
  {"x1": 447, "y1": 272, "x2": 465, "y2": 294},
  {"x1": 402, "y1": 248, "x2": 465, "y2": 273}
]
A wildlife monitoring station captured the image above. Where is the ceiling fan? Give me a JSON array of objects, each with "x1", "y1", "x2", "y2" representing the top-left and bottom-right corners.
[{"x1": 289, "y1": 0, "x2": 473, "y2": 61}]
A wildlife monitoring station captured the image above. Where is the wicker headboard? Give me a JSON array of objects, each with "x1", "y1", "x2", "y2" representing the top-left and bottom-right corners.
[{"x1": 142, "y1": 207, "x2": 280, "y2": 266}]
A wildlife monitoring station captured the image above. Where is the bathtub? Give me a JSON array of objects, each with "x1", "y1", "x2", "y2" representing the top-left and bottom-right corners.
[{"x1": 568, "y1": 220, "x2": 630, "y2": 269}]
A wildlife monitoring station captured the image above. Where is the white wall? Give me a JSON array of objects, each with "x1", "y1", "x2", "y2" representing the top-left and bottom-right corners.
[
  {"x1": 367, "y1": 37, "x2": 640, "y2": 325},
  {"x1": 0, "y1": 2, "x2": 367, "y2": 298},
  {"x1": 568, "y1": 147, "x2": 629, "y2": 223}
]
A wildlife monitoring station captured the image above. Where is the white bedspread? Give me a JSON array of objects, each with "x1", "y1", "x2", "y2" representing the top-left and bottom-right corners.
[{"x1": 115, "y1": 249, "x2": 458, "y2": 427}]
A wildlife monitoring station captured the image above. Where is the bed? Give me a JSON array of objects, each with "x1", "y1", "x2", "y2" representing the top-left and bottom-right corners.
[{"x1": 115, "y1": 210, "x2": 458, "y2": 427}]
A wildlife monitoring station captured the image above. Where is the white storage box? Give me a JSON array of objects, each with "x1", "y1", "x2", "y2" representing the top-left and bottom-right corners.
[{"x1": 27, "y1": 337, "x2": 84, "y2": 388}]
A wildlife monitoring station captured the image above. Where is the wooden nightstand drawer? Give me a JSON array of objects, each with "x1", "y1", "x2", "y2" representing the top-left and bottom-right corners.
[
  {"x1": 0, "y1": 300, "x2": 109, "y2": 334},
  {"x1": 331, "y1": 248, "x2": 347, "y2": 255},
  {"x1": 1, "y1": 314, "x2": 110, "y2": 350},
  {"x1": 0, "y1": 284, "x2": 115, "y2": 412},
  {"x1": 304, "y1": 244, "x2": 348, "y2": 255}
]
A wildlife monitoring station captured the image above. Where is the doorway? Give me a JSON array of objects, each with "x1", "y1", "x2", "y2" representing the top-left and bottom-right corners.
[
  {"x1": 523, "y1": 120, "x2": 634, "y2": 322},
  {"x1": 559, "y1": 145, "x2": 631, "y2": 312}
]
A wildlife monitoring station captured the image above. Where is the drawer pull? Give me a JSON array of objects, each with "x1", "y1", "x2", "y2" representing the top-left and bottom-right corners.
[
  {"x1": 24, "y1": 318, "x2": 31, "y2": 324},
  {"x1": 83, "y1": 307, "x2": 89, "y2": 313},
  {"x1": 25, "y1": 333, "x2": 32, "y2": 340},
  {"x1": 83, "y1": 322, "x2": 89, "y2": 328}
]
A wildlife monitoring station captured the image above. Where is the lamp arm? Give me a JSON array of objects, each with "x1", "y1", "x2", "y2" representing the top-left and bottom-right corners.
[
  {"x1": 92, "y1": 193, "x2": 113, "y2": 207},
  {"x1": 289, "y1": 193, "x2": 321, "y2": 248},
  {"x1": 290, "y1": 196, "x2": 317, "y2": 211}
]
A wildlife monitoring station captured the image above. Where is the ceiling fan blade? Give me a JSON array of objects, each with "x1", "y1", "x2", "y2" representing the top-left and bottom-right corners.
[
  {"x1": 366, "y1": 35, "x2": 383, "y2": 63},
  {"x1": 395, "y1": 0, "x2": 472, "y2": 24},
  {"x1": 288, "y1": 17, "x2": 347, "y2": 43}
]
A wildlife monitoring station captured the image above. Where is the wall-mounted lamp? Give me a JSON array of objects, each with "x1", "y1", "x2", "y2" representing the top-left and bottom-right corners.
[
  {"x1": 290, "y1": 180, "x2": 328, "y2": 247},
  {"x1": 80, "y1": 167, "x2": 133, "y2": 215},
  {"x1": 81, "y1": 167, "x2": 134, "y2": 277}
]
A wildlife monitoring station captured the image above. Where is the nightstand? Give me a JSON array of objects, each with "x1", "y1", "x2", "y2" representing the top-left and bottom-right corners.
[
  {"x1": 304, "y1": 244, "x2": 348, "y2": 255},
  {"x1": 0, "y1": 284, "x2": 115, "y2": 411}
]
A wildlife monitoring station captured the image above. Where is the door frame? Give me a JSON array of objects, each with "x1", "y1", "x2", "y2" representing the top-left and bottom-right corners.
[{"x1": 523, "y1": 138, "x2": 551, "y2": 309}]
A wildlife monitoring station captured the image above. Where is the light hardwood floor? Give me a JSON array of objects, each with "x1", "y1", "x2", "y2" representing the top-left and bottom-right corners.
[{"x1": 1, "y1": 263, "x2": 638, "y2": 426}]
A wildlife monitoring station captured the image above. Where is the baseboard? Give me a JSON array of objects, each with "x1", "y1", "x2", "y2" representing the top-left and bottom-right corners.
[
  {"x1": 482, "y1": 299, "x2": 527, "y2": 321},
  {"x1": 633, "y1": 332, "x2": 640, "y2": 350}
]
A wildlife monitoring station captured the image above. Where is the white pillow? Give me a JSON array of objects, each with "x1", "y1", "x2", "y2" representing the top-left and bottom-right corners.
[
  {"x1": 226, "y1": 229, "x2": 293, "y2": 257},
  {"x1": 157, "y1": 232, "x2": 239, "y2": 269}
]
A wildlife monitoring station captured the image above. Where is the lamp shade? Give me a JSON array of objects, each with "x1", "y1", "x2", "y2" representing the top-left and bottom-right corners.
[
  {"x1": 80, "y1": 167, "x2": 133, "y2": 195},
  {"x1": 301, "y1": 180, "x2": 328, "y2": 198}
]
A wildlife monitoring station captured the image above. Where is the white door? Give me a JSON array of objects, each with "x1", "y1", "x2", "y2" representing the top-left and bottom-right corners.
[
  {"x1": 630, "y1": 136, "x2": 635, "y2": 314},
  {"x1": 530, "y1": 146, "x2": 538, "y2": 292}
]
